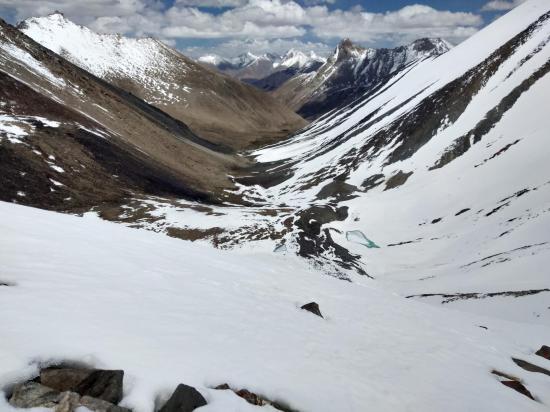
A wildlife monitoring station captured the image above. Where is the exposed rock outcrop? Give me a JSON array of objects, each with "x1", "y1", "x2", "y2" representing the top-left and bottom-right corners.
[
  {"x1": 8, "y1": 366, "x2": 129, "y2": 412},
  {"x1": 536, "y1": 345, "x2": 550, "y2": 360},
  {"x1": 41, "y1": 367, "x2": 124, "y2": 404},
  {"x1": 301, "y1": 302, "x2": 323, "y2": 318},
  {"x1": 9, "y1": 382, "x2": 60, "y2": 409},
  {"x1": 158, "y1": 384, "x2": 207, "y2": 412}
]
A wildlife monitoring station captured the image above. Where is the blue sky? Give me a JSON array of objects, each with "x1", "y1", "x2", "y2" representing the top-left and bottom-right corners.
[{"x1": 0, "y1": 0, "x2": 526, "y2": 57}]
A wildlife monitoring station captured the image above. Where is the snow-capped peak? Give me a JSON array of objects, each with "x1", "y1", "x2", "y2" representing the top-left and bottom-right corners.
[
  {"x1": 280, "y1": 48, "x2": 325, "y2": 69},
  {"x1": 408, "y1": 38, "x2": 453, "y2": 55},
  {"x1": 18, "y1": 14, "x2": 179, "y2": 81},
  {"x1": 198, "y1": 54, "x2": 226, "y2": 66},
  {"x1": 333, "y1": 38, "x2": 366, "y2": 61}
]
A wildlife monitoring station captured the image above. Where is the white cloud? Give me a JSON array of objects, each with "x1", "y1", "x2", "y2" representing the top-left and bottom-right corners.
[
  {"x1": 0, "y1": 0, "x2": 160, "y2": 24},
  {"x1": 481, "y1": 0, "x2": 528, "y2": 12},
  {"x1": 302, "y1": 0, "x2": 335, "y2": 6},
  {"x1": 1, "y1": 0, "x2": 485, "y2": 52},
  {"x1": 305, "y1": 4, "x2": 483, "y2": 45},
  {"x1": 184, "y1": 37, "x2": 332, "y2": 58},
  {"x1": 159, "y1": 1, "x2": 308, "y2": 39},
  {"x1": 175, "y1": 0, "x2": 248, "y2": 8}
]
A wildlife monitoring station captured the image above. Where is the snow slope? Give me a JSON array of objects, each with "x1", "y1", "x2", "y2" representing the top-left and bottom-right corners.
[
  {"x1": 1, "y1": 201, "x2": 550, "y2": 412},
  {"x1": 20, "y1": 13, "x2": 185, "y2": 104},
  {"x1": 88, "y1": 2, "x2": 550, "y2": 316},
  {"x1": 247, "y1": 0, "x2": 550, "y2": 320}
]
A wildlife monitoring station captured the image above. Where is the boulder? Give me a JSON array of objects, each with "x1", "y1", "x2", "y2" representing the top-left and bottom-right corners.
[
  {"x1": 41, "y1": 368, "x2": 93, "y2": 392},
  {"x1": 9, "y1": 381, "x2": 60, "y2": 408},
  {"x1": 80, "y1": 395, "x2": 132, "y2": 412},
  {"x1": 501, "y1": 380, "x2": 534, "y2": 400},
  {"x1": 535, "y1": 345, "x2": 550, "y2": 360},
  {"x1": 300, "y1": 302, "x2": 323, "y2": 318},
  {"x1": 76, "y1": 369, "x2": 124, "y2": 404},
  {"x1": 41, "y1": 367, "x2": 123, "y2": 404},
  {"x1": 512, "y1": 357, "x2": 550, "y2": 377},
  {"x1": 158, "y1": 384, "x2": 207, "y2": 412},
  {"x1": 55, "y1": 391, "x2": 81, "y2": 412}
]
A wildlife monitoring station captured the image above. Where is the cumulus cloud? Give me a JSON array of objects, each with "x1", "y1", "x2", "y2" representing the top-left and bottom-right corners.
[
  {"x1": 0, "y1": 0, "x2": 485, "y2": 52},
  {"x1": 160, "y1": 0, "x2": 308, "y2": 39},
  {"x1": 302, "y1": 0, "x2": 335, "y2": 6},
  {"x1": 481, "y1": 0, "x2": 528, "y2": 12},
  {"x1": 304, "y1": 4, "x2": 483, "y2": 44},
  {"x1": 184, "y1": 37, "x2": 332, "y2": 58},
  {"x1": 174, "y1": 0, "x2": 248, "y2": 8},
  {"x1": 0, "y1": 0, "x2": 160, "y2": 24}
]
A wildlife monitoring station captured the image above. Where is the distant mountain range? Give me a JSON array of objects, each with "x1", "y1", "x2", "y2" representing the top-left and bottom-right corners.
[
  {"x1": 273, "y1": 37, "x2": 452, "y2": 119},
  {"x1": 202, "y1": 38, "x2": 452, "y2": 120},
  {"x1": 198, "y1": 49, "x2": 326, "y2": 83}
]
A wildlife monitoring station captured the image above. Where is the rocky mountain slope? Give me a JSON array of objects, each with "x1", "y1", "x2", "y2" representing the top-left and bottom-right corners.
[
  {"x1": 19, "y1": 13, "x2": 306, "y2": 150},
  {"x1": 0, "y1": 16, "x2": 245, "y2": 213},
  {"x1": 273, "y1": 37, "x2": 452, "y2": 119}
]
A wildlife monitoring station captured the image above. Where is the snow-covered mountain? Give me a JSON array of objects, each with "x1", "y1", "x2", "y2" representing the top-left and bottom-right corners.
[
  {"x1": 19, "y1": 13, "x2": 306, "y2": 149},
  {"x1": 244, "y1": 49, "x2": 326, "y2": 92},
  {"x1": 277, "y1": 49, "x2": 325, "y2": 70},
  {"x1": 199, "y1": 49, "x2": 325, "y2": 84},
  {"x1": 247, "y1": 0, "x2": 550, "y2": 313},
  {"x1": 199, "y1": 51, "x2": 280, "y2": 80},
  {"x1": 274, "y1": 37, "x2": 452, "y2": 119},
  {"x1": 2, "y1": 1, "x2": 550, "y2": 411}
]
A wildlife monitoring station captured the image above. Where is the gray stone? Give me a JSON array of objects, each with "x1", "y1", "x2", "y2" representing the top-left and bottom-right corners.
[
  {"x1": 55, "y1": 391, "x2": 81, "y2": 412},
  {"x1": 536, "y1": 345, "x2": 550, "y2": 360},
  {"x1": 80, "y1": 395, "x2": 132, "y2": 412},
  {"x1": 158, "y1": 384, "x2": 207, "y2": 412},
  {"x1": 41, "y1": 368, "x2": 93, "y2": 392},
  {"x1": 76, "y1": 370, "x2": 124, "y2": 404},
  {"x1": 9, "y1": 381, "x2": 60, "y2": 408},
  {"x1": 300, "y1": 302, "x2": 323, "y2": 318},
  {"x1": 41, "y1": 367, "x2": 124, "y2": 405}
]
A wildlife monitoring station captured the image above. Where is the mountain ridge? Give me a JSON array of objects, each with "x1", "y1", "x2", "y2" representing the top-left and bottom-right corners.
[
  {"x1": 273, "y1": 37, "x2": 452, "y2": 119},
  {"x1": 19, "y1": 13, "x2": 307, "y2": 150}
]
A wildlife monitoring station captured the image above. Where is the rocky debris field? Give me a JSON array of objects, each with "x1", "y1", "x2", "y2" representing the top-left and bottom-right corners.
[{"x1": 8, "y1": 363, "x2": 308, "y2": 411}]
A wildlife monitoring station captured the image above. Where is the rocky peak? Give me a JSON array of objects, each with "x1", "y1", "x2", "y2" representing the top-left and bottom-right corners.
[
  {"x1": 338, "y1": 38, "x2": 354, "y2": 50},
  {"x1": 410, "y1": 37, "x2": 452, "y2": 54},
  {"x1": 333, "y1": 38, "x2": 365, "y2": 62}
]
